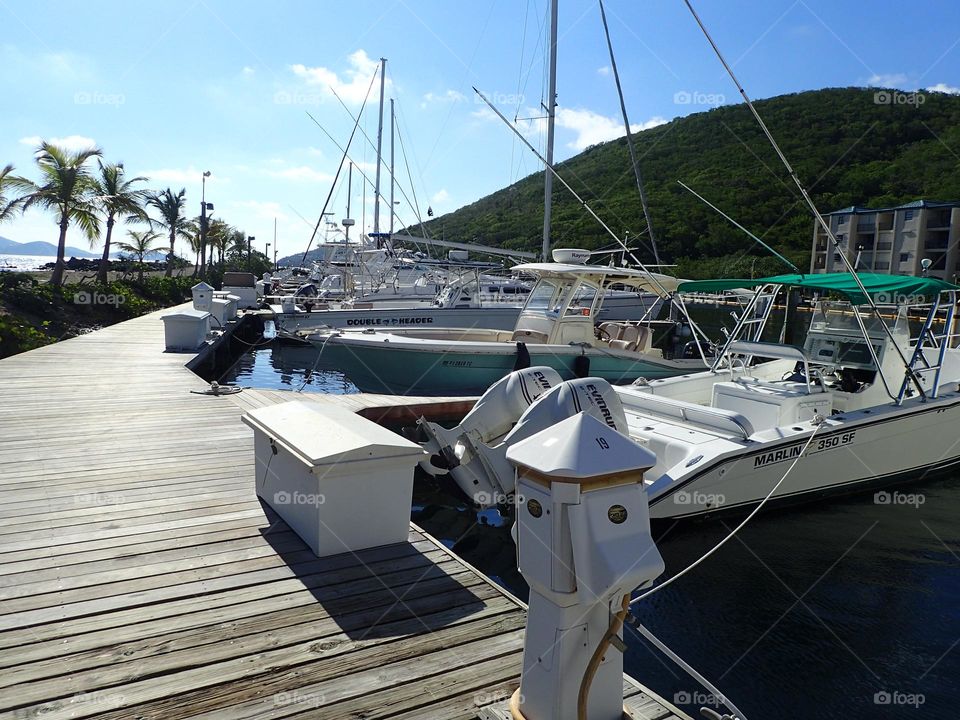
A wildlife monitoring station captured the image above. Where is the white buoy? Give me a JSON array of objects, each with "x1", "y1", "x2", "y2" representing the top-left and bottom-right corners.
[{"x1": 505, "y1": 412, "x2": 664, "y2": 720}]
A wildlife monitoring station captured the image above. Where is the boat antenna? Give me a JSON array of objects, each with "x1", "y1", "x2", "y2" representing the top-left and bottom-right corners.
[
  {"x1": 677, "y1": 180, "x2": 799, "y2": 273},
  {"x1": 299, "y1": 67, "x2": 379, "y2": 268},
  {"x1": 598, "y1": 0, "x2": 661, "y2": 267},
  {"x1": 683, "y1": 0, "x2": 925, "y2": 398}
]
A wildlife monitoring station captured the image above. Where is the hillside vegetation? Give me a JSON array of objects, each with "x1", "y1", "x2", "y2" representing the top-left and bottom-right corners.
[{"x1": 410, "y1": 88, "x2": 960, "y2": 278}]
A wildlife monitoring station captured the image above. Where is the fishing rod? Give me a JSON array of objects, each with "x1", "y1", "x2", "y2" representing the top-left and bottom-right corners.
[
  {"x1": 677, "y1": 180, "x2": 799, "y2": 274},
  {"x1": 298, "y1": 69, "x2": 378, "y2": 268},
  {"x1": 683, "y1": 0, "x2": 925, "y2": 400}
]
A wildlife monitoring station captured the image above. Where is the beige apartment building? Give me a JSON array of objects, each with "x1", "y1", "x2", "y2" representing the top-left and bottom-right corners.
[{"x1": 810, "y1": 200, "x2": 960, "y2": 280}]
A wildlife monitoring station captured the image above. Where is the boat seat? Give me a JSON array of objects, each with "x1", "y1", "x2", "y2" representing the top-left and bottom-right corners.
[
  {"x1": 634, "y1": 325, "x2": 651, "y2": 352},
  {"x1": 624, "y1": 391, "x2": 755, "y2": 439},
  {"x1": 599, "y1": 322, "x2": 623, "y2": 340},
  {"x1": 511, "y1": 329, "x2": 549, "y2": 343},
  {"x1": 609, "y1": 324, "x2": 641, "y2": 352},
  {"x1": 351, "y1": 302, "x2": 374, "y2": 309}
]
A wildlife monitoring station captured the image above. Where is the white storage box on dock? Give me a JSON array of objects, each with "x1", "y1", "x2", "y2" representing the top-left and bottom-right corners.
[
  {"x1": 223, "y1": 294, "x2": 240, "y2": 320},
  {"x1": 242, "y1": 401, "x2": 426, "y2": 557},
  {"x1": 223, "y1": 285, "x2": 258, "y2": 309},
  {"x1": 191, "y1": 282, "x2": 214, "y2": 312},
  {"x1": 161, "y1": 308, "x2": 210, "y2": 351},
  {"x1": 210, "y1": 297, "x2": 231, "y2": 327}
]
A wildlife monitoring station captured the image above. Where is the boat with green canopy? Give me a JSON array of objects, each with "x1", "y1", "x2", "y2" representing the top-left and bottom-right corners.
[{"x1": 417, "y1": 271, "x2": 960, "y2": 519}]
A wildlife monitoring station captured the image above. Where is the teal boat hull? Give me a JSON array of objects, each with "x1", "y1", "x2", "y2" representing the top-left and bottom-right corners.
[{"x1": 315, "y1": 339, "x2": 704, "y2": 395}]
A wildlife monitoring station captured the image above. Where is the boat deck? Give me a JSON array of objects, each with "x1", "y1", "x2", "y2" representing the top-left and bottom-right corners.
[{"x1": 0, "y1": 305, "x2": 689, "y2": 719}]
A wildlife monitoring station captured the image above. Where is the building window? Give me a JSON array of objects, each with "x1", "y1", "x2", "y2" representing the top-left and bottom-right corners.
[
  {"x1": 900, "y1": 253, "x2": 910, "y2": 263},
  {"x1": 905, "y1": 209, "x2": 915, "y2": 220},
  {"x1": 837, "y1": 215, "x2": 848, "y2": 225},
  {"x1": 837, "y1": 234, "x2": 844, "y2": 242},
  {"x1": 833, "y1": 253, "x2": 842, "y2": 264}
]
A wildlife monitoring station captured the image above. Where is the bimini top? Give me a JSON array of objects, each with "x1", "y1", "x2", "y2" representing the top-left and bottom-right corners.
[
  {"x1": 678, "y1": 272, "x2": 960, "y2": 305},
  {"x1": 512, "y1": 262, "x2": 681, "y2": 296}
]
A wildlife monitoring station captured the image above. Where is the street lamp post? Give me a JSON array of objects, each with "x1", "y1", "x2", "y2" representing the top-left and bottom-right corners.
[
  {"x1": 200, "y1": 171, "x2": 212, "y2": 277},
  {"x1": 247, "y1": 236, "x2": 255, "y2": 272}
]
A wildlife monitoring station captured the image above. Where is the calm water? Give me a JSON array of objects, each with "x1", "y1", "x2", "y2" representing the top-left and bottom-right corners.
[
  {"x1": 230, "y1": 325, "x2": 959, "y2": 719},
  {"x1": 219, "y1": 342, "x2": 358, "y2": 393}
]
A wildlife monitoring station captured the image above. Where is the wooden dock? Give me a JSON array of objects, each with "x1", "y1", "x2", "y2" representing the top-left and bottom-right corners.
[{"x1": 0, "y1": 305, "x2": 689, "y2": 719}]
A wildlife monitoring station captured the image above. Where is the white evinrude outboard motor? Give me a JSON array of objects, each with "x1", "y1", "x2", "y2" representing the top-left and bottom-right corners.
[
  {"x1": 420, "y1": 370, "x2": 629, "y2": 508},
  {"x1": 418, "y1": 367, "x2": 562, "y2": 495}
]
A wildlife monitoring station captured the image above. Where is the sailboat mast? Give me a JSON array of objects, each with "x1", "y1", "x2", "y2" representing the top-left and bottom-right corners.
[
  {"x1": 373, "y1": 57, "x2": 387, "y2": 247},
  {"x1": 345, "y1": 162, "x2": 353, "y2": 243},
  {"x1": 541, "y1": 0, "x2": 558, "y2": 261},
  {"x1": 389, "y1": 98, "x2": 395, "y2": 250}
]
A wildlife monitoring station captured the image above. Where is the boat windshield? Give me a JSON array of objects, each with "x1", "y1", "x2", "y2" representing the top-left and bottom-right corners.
[
  {"x1": 524, "y1": 278, "x2": 566, "y2": 313},
  {"x1": 809, "y1": 301, "x2": 907, "y2": 337},
  {"x1": 567, "y1": 281, "x2": 599, "y2": 316}
]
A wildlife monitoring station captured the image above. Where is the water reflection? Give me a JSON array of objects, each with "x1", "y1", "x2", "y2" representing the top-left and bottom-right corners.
[{"x1": 220, "y1": 342, "x2": 358, "y2": 393}]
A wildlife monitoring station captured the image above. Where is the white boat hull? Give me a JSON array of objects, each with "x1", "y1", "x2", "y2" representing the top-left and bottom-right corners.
[{"x1": 646, "y1": 391, "x2": 960, "y2": 519}]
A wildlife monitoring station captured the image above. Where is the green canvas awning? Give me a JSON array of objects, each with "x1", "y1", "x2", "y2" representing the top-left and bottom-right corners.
[{"x1": 678, "y1": 272, "x2": 960, "y2": 305}]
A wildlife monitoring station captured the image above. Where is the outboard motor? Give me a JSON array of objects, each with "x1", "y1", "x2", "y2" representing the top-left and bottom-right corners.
[
  {"x1": 419, "y1": 367, "x2": 563, "y2": 494},
  {"x1": 294, "y1": 283, "x2": 318, "y2": 298},
  {"x1": 421, "y1": 372, "x2": 630, "y2": 509}
]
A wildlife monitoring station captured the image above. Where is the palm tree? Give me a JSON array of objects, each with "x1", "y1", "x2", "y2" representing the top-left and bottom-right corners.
[
  {"x1": 18, "y1": 142, "x2": 102, "y2": 286},
  {"x1": 186, "y1": 222, "x2": 202, "y2": 273},
  {"x1": 207, "y1": 219, "x2": 231, "y2": 268},
  {"x1": 0, "y1": 164, "x2": 27, "y2": 224},
  {"x1": 227, "y1": 228, "x2": 248, "y2": 258},
  {"x1": 116, "y1": 229, "x2": 162, "y2": 283},
  {"x1": 146, "y1": 188, "x2": 193, "y2": 277},
  {"x1": 92, "y1": 161, "x2": 149, "y2": 285}
]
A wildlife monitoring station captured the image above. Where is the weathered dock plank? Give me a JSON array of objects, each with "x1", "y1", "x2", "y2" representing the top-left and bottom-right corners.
[{"x1": 0, "y1": 304, "x2": 687, "y2": 720}]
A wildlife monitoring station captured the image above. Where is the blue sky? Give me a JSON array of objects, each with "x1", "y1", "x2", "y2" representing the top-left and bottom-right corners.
[{"x1": 2, "y1": 0, "x2": 959, "y2": 259}]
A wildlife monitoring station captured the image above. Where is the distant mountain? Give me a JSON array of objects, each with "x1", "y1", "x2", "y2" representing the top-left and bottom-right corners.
[
  {"x1": 405, "y1": 87, "x2": 960, "y2": 278},
  {"x1": 276, "y1": 248, "x2": 327, "y2": 267},
  {"x1": 0, "y1": 236, "x2": 99, "y2": 258}
]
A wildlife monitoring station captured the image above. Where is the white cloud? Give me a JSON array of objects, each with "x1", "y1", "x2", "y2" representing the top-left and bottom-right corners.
[
  {"x1": 926, "y1": 82, "x2": 960, "y2": 95},
  {"x1": 421, "y1": 89, "x2": 465, "y2": 108},
  {"x1": 289, "y1": 50, "x2": 389, "y2": 105},
  {"x1": 555, "y1": 108, "x2": 666, "y2": 151},
  {"x1": 233, "y1": 199, "x2": 288, "y2": 221},
  {"x1": 867, "y1": 73, "x2": 908, "y2": 88},
  {"x1": 471, "y1": 102, "x2": 666, "y2": 152},
  {"x1": 597, "y1": 66, "x2": 611, "y2": 76},
  {"x1": 265, "y1": 166, "x2": 334, "y2": 183},
  {"x1": 470, "y1": 107, "x2": 497, "y2": 121},
  {"x1": 142, "y1": 166, "x2": 221, "y2": 185},
  {"x1": 241, "y1": 66, "x2": 255, "y2": 76},
  {"x1": 431, "y1": 189, "x2": 450, "y2": 204},
  {"x1": 19, "y1": 134, "x2": 98, "y2": 152}
]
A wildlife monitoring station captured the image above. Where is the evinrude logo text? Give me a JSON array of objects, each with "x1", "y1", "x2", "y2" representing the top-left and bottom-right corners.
[
  {"x1": 754, "y1": 444, "x2": 804, "y2": 468},
  {"x1": 345, "y1": 317, "x2": 434, "y2": 326},
  {"x1": 585, "y1": 383, "x2": 617, "y2": 429},
  {"x1": 532, "y1": 370, "x2": 552, "y2": 391}
]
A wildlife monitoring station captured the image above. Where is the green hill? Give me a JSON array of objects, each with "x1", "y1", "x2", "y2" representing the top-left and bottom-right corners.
[{"x1": 409, "y1": 87, "x2": 960, "y2": 278}]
